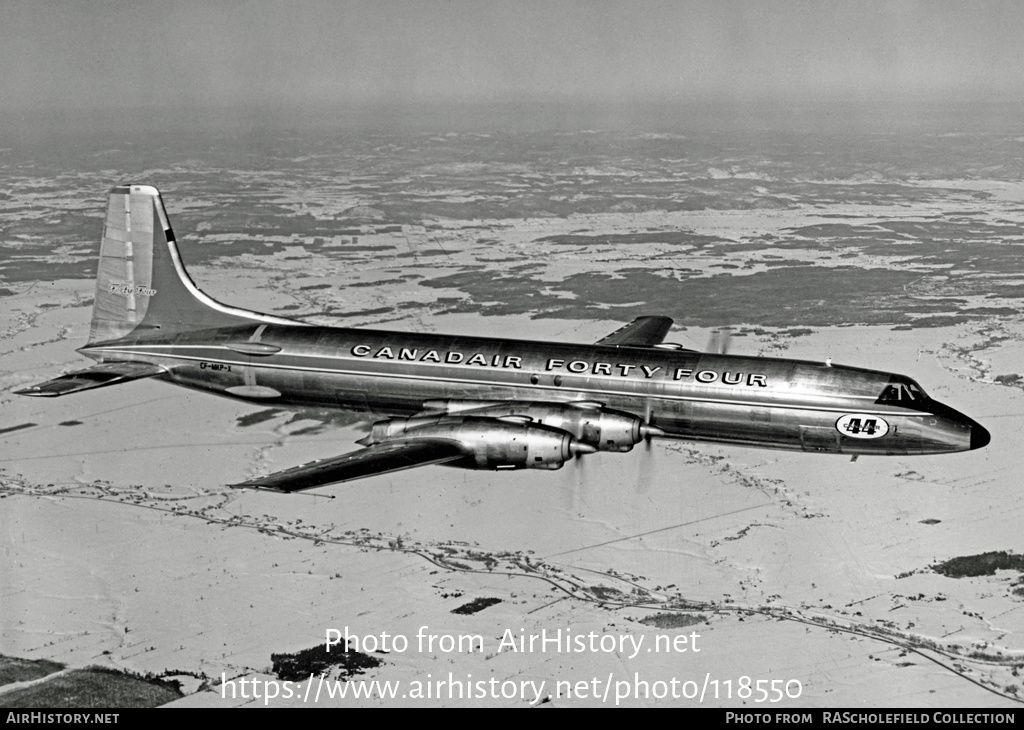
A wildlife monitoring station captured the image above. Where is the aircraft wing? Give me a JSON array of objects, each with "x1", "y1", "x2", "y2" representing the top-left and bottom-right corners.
[
  {"x1": 14, "y1": 362, "x2": 165, "y2": 397},
  {"x1": 596, "y1": 316, "x2": 674, "y2": 347},
  {"x1": 231, "y1": 440, "x2": 466, "y2": 493}
]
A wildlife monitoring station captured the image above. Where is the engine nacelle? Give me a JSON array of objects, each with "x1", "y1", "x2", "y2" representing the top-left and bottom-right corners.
[
  {"x1": 362, "y1": 416, "x2": 594, "y2": 471},
  {"x1": 365, "y1": 416, "x2": 445, "y2": 444},
  {"x1": 419, "y1": 400, "x2": 660, "y2": 452}
]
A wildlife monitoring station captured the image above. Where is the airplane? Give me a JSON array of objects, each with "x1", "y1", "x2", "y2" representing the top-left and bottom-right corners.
[{"x1": 15, "y1": 185, "x2": 990, "y2": 492}]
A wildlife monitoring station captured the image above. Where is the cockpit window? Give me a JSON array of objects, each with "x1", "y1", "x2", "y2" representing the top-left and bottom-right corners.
[{"x1": 877, "y1": 378, "x2": 927, "y2": 404}]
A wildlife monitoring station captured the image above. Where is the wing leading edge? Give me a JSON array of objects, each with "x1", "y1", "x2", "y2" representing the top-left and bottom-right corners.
[
  {"x1": 231, "y1": 440, "x2": 466, "y2": 493},
  {"x1": 14, "y1": 362, "x2": 165, "y2": 397},
  {"x1": 596, "y1": 316, "x2": 674, "y2": 347}
]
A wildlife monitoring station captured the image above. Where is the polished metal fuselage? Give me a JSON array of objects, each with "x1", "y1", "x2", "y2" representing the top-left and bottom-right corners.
[{"x1": 83, "y1": 323, "x2": 979, "y2": 456}]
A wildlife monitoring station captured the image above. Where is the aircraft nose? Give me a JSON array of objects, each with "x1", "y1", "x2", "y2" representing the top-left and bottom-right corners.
[{"x1": 970, "y1": 421, "x2": 991, "y2": 450}]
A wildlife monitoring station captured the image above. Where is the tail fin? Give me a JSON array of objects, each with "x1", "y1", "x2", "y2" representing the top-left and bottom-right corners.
[{"x1": 88, "y1": 185, "x2": 303, "y2": 343}]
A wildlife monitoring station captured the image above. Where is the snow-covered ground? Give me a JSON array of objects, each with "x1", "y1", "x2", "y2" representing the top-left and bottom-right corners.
[{"x1": 1, "y1": 269, "x2": 1020, "y2": 706}]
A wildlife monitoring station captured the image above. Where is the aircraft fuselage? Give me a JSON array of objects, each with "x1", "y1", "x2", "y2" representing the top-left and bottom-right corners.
[
  {"x1": 19, "y1": 184, "x2": 987, "y2": 491},
  {"x1": 82, "y1": 323, "x2": 984, "y2": 457}
]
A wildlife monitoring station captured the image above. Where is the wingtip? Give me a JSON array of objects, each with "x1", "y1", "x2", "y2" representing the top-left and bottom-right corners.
[
  {"x1": 228, "y1": 481, "x2": 274, "y2": 492},
  {"x1": 229, "y1": 480, "x2": 335, "y2": 497},
  {"x1": 13, "y1": 385, "x2": 55, "y2": 397}
]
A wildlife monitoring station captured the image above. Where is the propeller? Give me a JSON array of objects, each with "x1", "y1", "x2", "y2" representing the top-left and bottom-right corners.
[
  {"x1": 563, "y1": 437, "x2": 594, "y2": 513},
  {"x1": 635, "y1": 402, "x2": 663, "y2": 494},
  {"x1": 568, "y1": 440, "x2": 597, "y2": 458},
  {"x1": 636, "y1": 436, "x2": 653, "y2": 494},
  {"x1": 574, "y1": 439, "x2": 588, "y2": 484},
  {"x1": 566, "y1": 437, "x2": 596, "y2": 490},
  {"x1": 707, "y1": 327, "x2": 732, "y2": 355},
  {"x1": 640, "y1": 423, "x2": 665, "y2": 445},
  {"x1": 640, "y1": 402, "x2": 664, "y2": 450}
]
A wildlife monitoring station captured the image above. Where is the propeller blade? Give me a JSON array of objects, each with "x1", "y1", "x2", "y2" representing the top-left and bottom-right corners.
[
  {"x1": 638, "y1": 402, "x2": 657, "y2": 492},
  {"x1": 636, "y1": 436, "x2": 653, "y2": 494},
  {"x1": 707, "y1": 328, "x2": 732, "y2": 354}
]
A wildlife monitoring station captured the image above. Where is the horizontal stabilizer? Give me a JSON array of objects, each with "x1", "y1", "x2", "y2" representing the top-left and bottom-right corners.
[
  {"x1": 231, "y1": 440, "x2": 466, "y2": 493},
  {"x1": 14, "y1": 362, "x2": 165, "y2": 397},
  {"x1": 596, "y1": 316, "x2": 674, "y2": 347}
]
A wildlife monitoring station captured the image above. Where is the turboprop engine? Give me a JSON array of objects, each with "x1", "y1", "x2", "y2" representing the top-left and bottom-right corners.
[
  {"x1": 358, "y1": 415, "x2": 597, "y2": 471},
  {"x1": 418, "y1": 400, "x2": 664, "y2": 452}
]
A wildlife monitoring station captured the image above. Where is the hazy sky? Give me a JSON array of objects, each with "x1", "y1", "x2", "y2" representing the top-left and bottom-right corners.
[{"x1": 4, "y1": 0, "x2": 1024, "y2": 113}]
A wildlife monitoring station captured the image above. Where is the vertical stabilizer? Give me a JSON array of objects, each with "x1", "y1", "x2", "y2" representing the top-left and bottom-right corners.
[
  {"x1": 88, "y1": 185, "x2": 303, "y2": 344},
  {"x1": 89, "y1": 186, "x2": 156, "y2": 342}
]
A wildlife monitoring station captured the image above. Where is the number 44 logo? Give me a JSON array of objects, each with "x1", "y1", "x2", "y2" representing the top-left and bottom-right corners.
[{"x1": 835, "y1": 414, "x2": 889, "y2": 440}]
